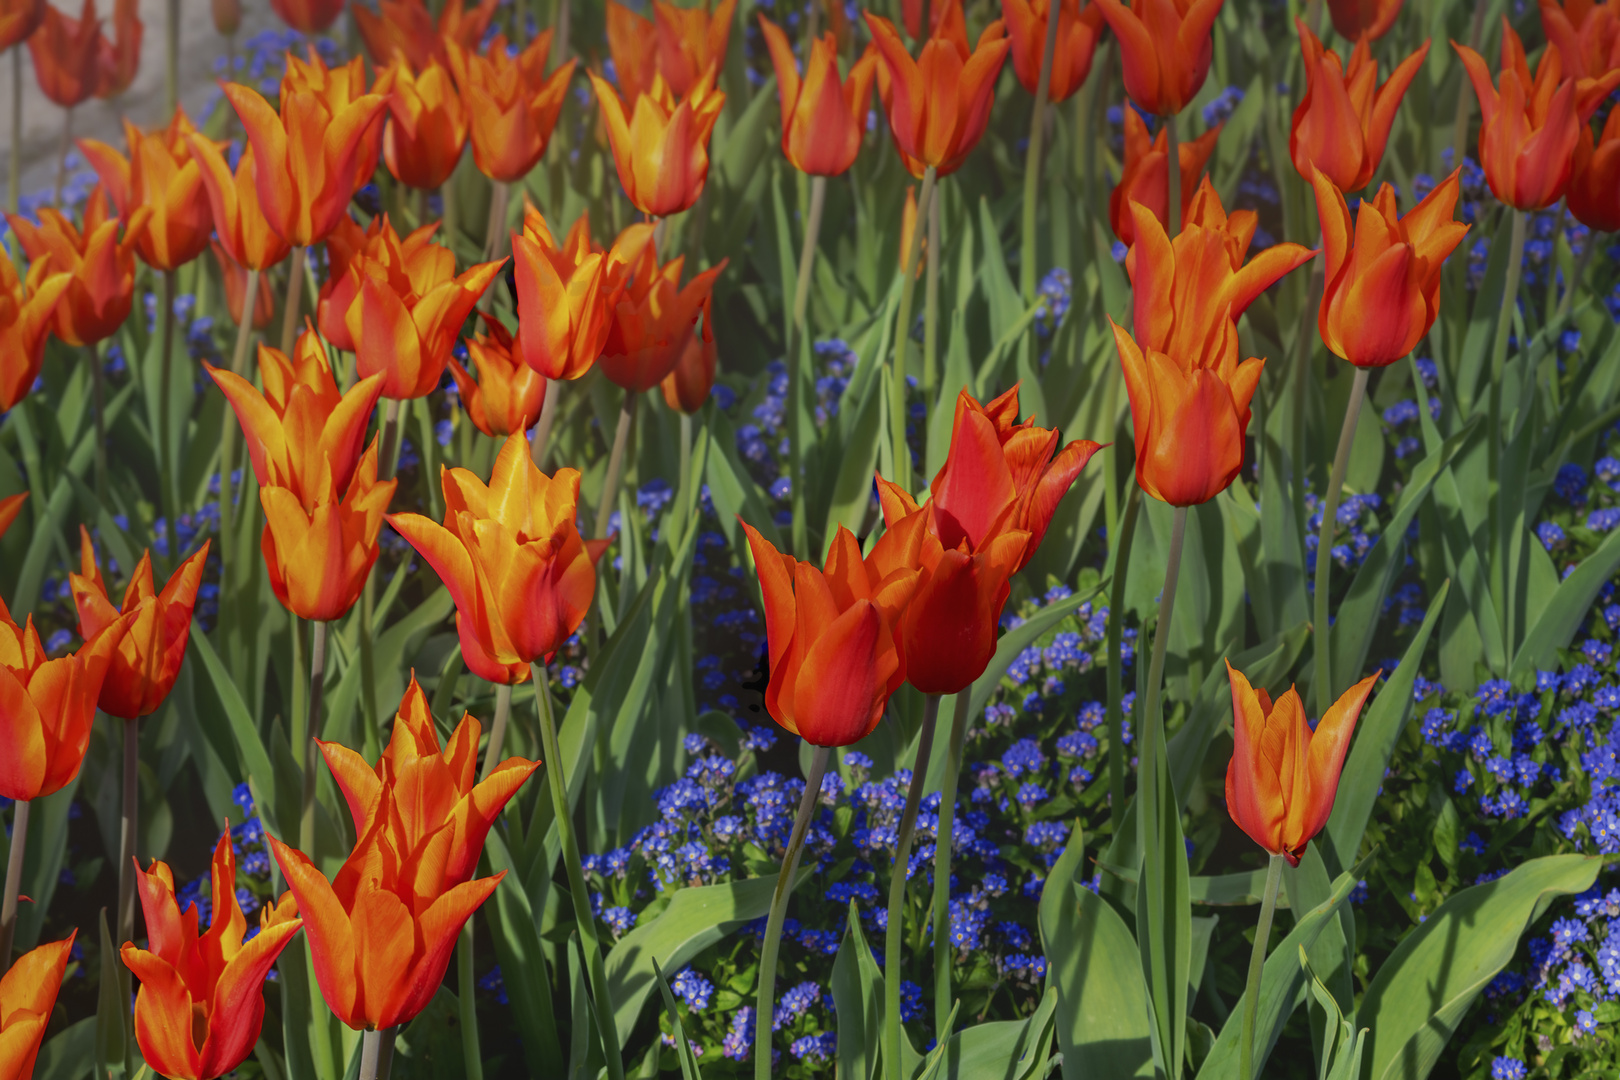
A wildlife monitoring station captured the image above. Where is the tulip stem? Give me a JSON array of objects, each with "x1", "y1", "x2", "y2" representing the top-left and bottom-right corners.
[
  {"x1": 480, "y1": 680, "x2": 513, "y2": 782},
  {"x1": 890, "y1": 167, "x2": 937, "y2": 491},
  {"x1": 532, "y1": 660, "x2": 625, "y2": 1080},
  {"x1": 483, "y1": 181, "x2": 511, "y2": 267},
  {"x1": 1488, "y1": 208, "x2": 1526, "y2": 660},
  {"x1": 218, "y1": 265, "x2": 260, "y2": 589},
  {"x1": 1554, "y1": 231, "x2": 1598, "y2": 326},
  {"x1": 90, "y1": 344, "x2": 107, "y2": 504},
  {"x1": 1106, "y1": 484, "x2": 1143, "y2": 832},
  {"x1": 531, "y1": 378, "x2": 561, "y2": 469},
  {"x1": 378, "y1": 399, "x2": 403, "y2": 482},
  {"x1": 550, "y1": 0, "x2": 570, "y2": 67},
  {"x1": 1239, "y1": 853, "x2": 1286, "y2": 1080},
  {"x1": 359, "y1": 1027, "x2": 397, "y2": 1080},
  {"x1": 1165, "y1": 119, "x2": 1181, "y2": 239},
  {"x1": 1450, "y1": 0, "x2": 1489, "y2": 174},
  {"x1": 53, "y1": 107, "x2": 72, "y2": 206},
  {"x1": 931, "y1": 691, "x2": 972, "y2": 1040},
  {"x1": 458, "y1": 923, "x2": 485, "y2": 1080},
  {"x1": 1137, "y1": 505, "x2": 1187, "y2": 854},
  {"x1": 0, "y1": 799, "x2": 30, "y2": 973},
  {"x1": 884, "y1": 693, "x2": 941, "y2": 1080},
  {"x1": 8, "y1": 47, "x2": 19, "y2": 215},
  {"x1": 1312, "y1": 365, "x2": 1368, "y2": 716},
  {"x1": 1543, "y1": 200, "x2": 1566, "y2": 321},
  {"x1": 923, "y1": 177, "x2": 942, "y2": 401},
  {"x1": 301, "y1": 620, "x2": 328, "y2": 855},
  {"x1": 787, "y1": 173, "x2": 827, "y2": 560},
  {"x1": 594, "y1": 387, "x2": 636, "y2": 541},
  {"x1": 679, "y1": 412, "x2": 693, "y2": 499},
  {"x1": 116, "y1": 716, "x2": 139, "y2": 1055},
  {"x1": 753, "y1": 744, "x2": 831, "y2": 1080},
  {"x1": 278, "y1": 246, "x2": 306, "y2": 356},
  {"x1": 1018, "y1": 0, "x2": 1062, "y2": 312}
]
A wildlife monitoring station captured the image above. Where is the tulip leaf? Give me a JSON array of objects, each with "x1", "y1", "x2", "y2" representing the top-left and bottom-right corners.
[
  {"x1": 653, "y1": 957, "x2": 706, "y2": 1080},
  {"x1": 1452, "y1": 205, "x2": 1519, "y2": 417},
  {"x1": 818, "y1": 328, "x2": 889, "y2": 559},
  {"x1": 966, "y1": 581, "x2": 1108, "y2": 721},
  {"x1": 832, "y1": 908, "x2": 878, "y2": 1080},
  {"x1": 483, "y1": 831, "x2": 565, "y2": 1077},
  {"x1": 188, "y1": 625, "x2": 279, "y2": 834},
  {"x1": 937, "y1": 986, "x2": 1058, "y2": 1080},
  {"x1": 704, "y1": 408, "x2": 784, "y2": 557},
  {"x1": 1358, "y1": 854, "x2": 1600, "y2": 1080},
  {"x1": 33, "y1": 1017, "x2": 96, "y2": 1080},
  {"x1": 1510, "y1": 521, "x2": 1620, "y2": 676},
  {"x1": 94, "y1": 908, "x2": 127, "y2": 1078}
]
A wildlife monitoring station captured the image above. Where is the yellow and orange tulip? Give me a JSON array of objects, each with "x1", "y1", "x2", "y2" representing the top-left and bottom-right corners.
[
  {"x1": 1092, "y1": 0, "x2": 1223, "y2": 116},
  {"x1": 0, "y1": 934, "x2": 76, "y2": 1080},
  {"x1": 1292, "y1": 20, "x2": 1428, "y2": 191},
  {"x1": 605, "y1": 0, "x2": 660, "y2": 104},
  {"x1": 511, "y1": 208, "x2": 639, "y2": 382},
  {"x1": 589, "y1": 65, "x2": 726, "y2": 217},
  {"x1": 187, "y1": 137, "x2": 292, "y2": 272},
  {"x1": 653, "y1": 0, "x2": 737, "y2": 97},
  {"x1": 1108, "y1": 108, "x2": 1220, "y2": 247},
  {"x1": 318, "y1": 213, "x2": 442, "y2": 352},
  {"x1": 662, "y1": 325, "x2": 717, "y2": 414},
  {"x1": 598, "y1": 238, "x2": 726, "y2": 393},
  {"x1": 8, "y1": 186, "x2": 149, "y2": 347},
  {"x1": 0, "y1": 251, "x2": 71, "y2": 411},
  {"x1": 1002, "y1": 0, "x2": 1105, "y2": 104},
  {"x1": 378, "y1": 55, "x2": 469, "y2": 192},
  {"x1": 446, "y1": 32, "x2": 575, "y2": 184},
  {"x1": 79, "y1": 109, "x2": 217, "y2": 272},
  {"x1": 759, "y1": 16, "x2": 879, "y2": 177},
  {"x1": 449, "y1": 315, "x2": 548, "y2": 437}
]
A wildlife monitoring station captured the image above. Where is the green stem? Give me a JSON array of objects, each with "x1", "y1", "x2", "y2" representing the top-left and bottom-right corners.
[
  {"x1": 0, "y1": 799, "x2": 28, "y2": 973},
  {"x1": 1543, "y1": 200, "x2": 1565, "y2": 321},
  {"x1": 1239, "y1": 854, "x2": 1285, "y2": 1080},
  {"x1": 1165, "y1": 118, "x2": 1180, "y2": 239},
  {"x1": 593, "y1": 387, "x2": 635, "y2": 541},
  {"x1": 377, "y1": 399, "x2": 402, "y2": 482},
  {"x1": 890, "y1": 167, "x2": 937, "y2": 489},
  {"x1": 219, "y1": 264, "x2": 259, "y2": 611},
  {"x1": 480, "y1": 681, "x2": 514, "y2": 782},
  {"x1": 532, "y1": 660, "x2": 625, "y2": 1080},
  {"x1": 1019, "y1": 0, "x2": 1061, "y2": 305},
  {"x1": 458, "y1": 924, "x2": 484, "y2": 1080},
  {"x1": 159, "y1": 269, "x2": 178, "y2": 566},
  {"x1": 753, "y1": 744, "x2": 831, "y2": 1080},
  {"x1": 359, "y1": 1028, "x2": 396, "y2": 1080},
  {"x1": 279, "y1": 246, "x2": 306, "y2": 357},
  {"x1": 1554, "y1": 232, "x2": 1599, "y2": 325},
  {"x1": 1488, "y1": 208, "x2": 1526, "y2": 662},
  {"x1": 1106, "y1": 484, "x2": 1143, "y2": 832},
  {"x1": 1311, "y1": 366, "x2": 1369, "y2": 715},
  {"x1": 117, "y1": 716, "x2": 139, "y2": 1062},
  {"x1": 358, "y1": 575, "x2": 380, "y2": 761},
  {"x1": 788, "y1": 174, "x2": 827, "y2": 560},
  {"x1": 1137, "y1": 505, "x2": 1188, "y2": 857},
  {"x1": 922, "y1": 179, "x2": 941, "y2": 400},
  {"x1": 90, "y1": 344, "x2": 107, "y2": 505},
  {"x1": 531, "y1": 378, "x2": 561, "y2": 470},
  {"x1": 1292, "y1": 253, "x2": 1326, "y2": 511},
  {"x1": 301, "y1": 620, "x2": 328, "y2": 855},
  {"x1": 931, "y1": 692, "x2": 972, "y2": 1037},
  {"x1": 884, "y1": 693, "x2": 941, "y2": 1080}
]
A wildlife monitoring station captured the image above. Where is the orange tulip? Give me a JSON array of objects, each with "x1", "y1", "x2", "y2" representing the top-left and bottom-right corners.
[
  {"x1": 1002, "y1": 0, "x2": 1106, "y2": 104},
  {"x1": 355, "y1": 0, "x2": 496, "y2": 70},
  {"x1": 445, "y1": 32, "x2": 575, "y2": 184},
  {"x1": 653, "y1": 0, "x2": 737, "y2": 97},
  {"x1": 742, "y1": 520, "x2": 920, "y2": 746},
  {"x1": 449, "y1": 315, "x2": 548, "y2": 436},
  {"x1": 1540, "y1": 0, "x2": 1620, "y2": 81},
  {"x1": 79, "y1": 109, "x2": 216, "y2": 272},
  {"x1": 319, "y1": 675, "x2": 539, "y2": 886},
  {"x1": 0, "y1": 934, "x2": 75, "y2": 1080},
  {"x1": 598, "y1": 238, "x2": 726, "y2": 393},
  {"x1": 0, "y1": 492, "x2": 25, "y2": 541},
  {"x1": 605, "y1": 0, "x2": 660, "y2": 103},
  {"x1": 662, "y1": 324, "x2": 717, "y2": 414},
  {"x1": 210, "y1": 0, "x2": 238, "y2": 35},
  {"x1": 1225, "y1": 661, "x2": 1378, "y2": 866},
  {"x1": 378, "y1": 55, "x2": 469, "y2": 192},
  {"x1": 260, "y1": 440, "x2": 395, "y2": 622},
  {"x1": 589, "y1": 64, "x2": 726, "y2": 217},
  {"x1": 1454, "y1": 22, "x2": 1620, "y2": 211},
  {"x1": 388, "y1": 432, "x2": 599, "y2": 685},
  {"x1": 69, "y1": 528, "x2": 210, "y2": 720},
  {"x1": 866, "y1": 0, "x2": 1010, "y2": 177},
  {"x1": 317, "y1": 213, "x2": 442, "y2": 352},
  {"x1": 283, "y1": 51, "x2": 384, "y2": 186},
  {"x1": 1092, "y1": 0, "x2": 1222, "y2": 116},
  {"x1": 0, "y1": 594, "x2": 129, "y2": 801},
  {"x1": 206, "y1": 327, "x2": 385, "y2": 508},
  {"x1": 0, "y1": 249, "x2": 71, "y2": 411},
  {"x1": 1325, "y1": 0, "x2": 1403, "y2": 42},
  {"x1": 120, "y1": 835, "x2": 302, "y2": 1080},
  {"x1": 1568, "y1": 106, "x2": 1620, "y2": 231},
  {"x1": 8, "y1": 187, "x2": 149, "y2": 347},
  {"x1": 187, "y1": 138, "x2": 293, "y2": 272},
  {"x1": 759, "y1": 17, "x2": 879, "y2": 176},
  {"x1": 1291, "y1": 21, "x2": 1428, "y2": 191},
  {"x1": 268, "y1": 0, "x2": 342, "y2": 35},
  {"x1": 27, "y1": 0, "x2": 99, "y2": 109},
  {"x1": 1312, "y1": 169, "x2": 1468, "y2": 369},
  {"x1": 0, "y1": 0, "x2": 45, "y2": 52},
  {"x1": 511, "y1": 209, "x2": 647, "y2": 382},
  {"x1": 1108, "y1": 108, "x2": 1220, "y2": 247},
  {"x1": 222, "y1": 62, "x2": 387, "y2": 247},
  {"x1": 213, "y1": 242, "x2": 274, "y2": 329},
  {"x1": 93, "y1": 0, "x2": 139, "y2": 99}
]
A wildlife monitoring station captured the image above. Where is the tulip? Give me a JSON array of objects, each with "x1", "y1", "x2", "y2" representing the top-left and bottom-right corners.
[
  {"x1": 210, "y1": 0, "x2": 238, "y2": 35},
  {"x1": 355, "y1": 0, "x2": 496, "y2": 70},
  {"x1": 589, "y1": 65, "x2": 726, "y2": 217},
  {"x1": 662, "y1": 324, "x2": 717, "y2": 414},
  {"x1": 742, "y1": 521, "x2": 920, "y2": 746},
  {"x1": 866, "y1": 1, "x2": 1010, "y2": 177},
  {"x1": 1312, "y1": 169, "x2": 1469, "y2": 369},
  {"x1": 1002, "y1": 0, "x2": 1106, "y2": 104},
  {"x1": 319, "y1": 675, "x2": 539, "y2": 886},
  {"x1": 511, "y1": 208, "x2": 648, "y2": 382},
  {"x1": 0, "y1": 251, "x2": 71, "y2": 411},
  {"x1": 69, "y1": 528, "x2": 210, "y2": 720},
  {"x1": 206, "y1": 327, "x2": 386, "y2": 508},
  {"x1": 0, "y1": 594, "x2": 128, "y2": 801},
  {"x1": 653, "y1": 0, "x2": 737, "y2": 97},
  {"x1": 0, "y1": 934, "x2": 75, "y2": 1079},
  {"x1": 260, "y1": 440, "x2": 396, "y2": 622},
  {"x1": 379, "y1": 55, "x2": 469, "y2": 192},
  {"x1": 186, "y1": 138, "x2": 292, "y2": 272},
  {"x1": 449, "y1": 315, "x2": 548, "y2": 436},
  {"x1": 0, "y1": 0, "x2": 44, "y2": 52},
  {"x1": 79, "y1": 109, "x2": 216, "y2": 271},
  {"x1": 1454, "y1": 22, "x2": 1620, "y2": 211},
  {"x1": 318, "y1": 213, "x2": 444, "y2": 353},
  {"x1": 120, "y1": 835, "x2": 302, "y2": 1080},
  {"x1": 1540, "y1": 0, "x2": 1620, "y2": 81},
  {"x1": 1568, "y1": 106, "x2": 1620, "y2": 231},
  {"x1": 605, "y1": 0, "x2": 659, "y2": 103},
  {"x1": 7, "y1": 186, "x2": 149, "y2": 347},
  {"x1": 1225, "y1": 661, "x2": 1378, "y2": 866},
  {"x1": 222, "y1": 64, "x2": 387, "y2": 247},
  {"x1": 94, "y1": 0, "x2": 139, "y2": 98},
  {"x1": 1325, "y1": 0, "x2": 1403, "y2": 42},
  {"x1": 759, "y1": 16, "x2": 880, "y2": 177},
  {"x1": 1092, "y1": 0, "x2": 1222, "y2": 116},
  {"x1": 213, "y1": 242, "x2": 274, "y2": 329},
  {"x1": 1291, "y1": 22, "x2": 1428, "y2": 191},
  {"x1": 27, "y1": 0, "x2": 98, "y2": 109},
  {"x1": 1108, "y1": 108, "x2": 1221, "y2": 247},
  {"x1": 445, "y1": 32, "x2": 575, "y2": 184},
  {"x1": 598, "y1": 238, "x2": 726, "y2": 393},
  {"x1": 388, "y1": 432, "x2": 599, "y2": 685},
  {"x1": 269, "y1": 0, "x2": 342, "y2": 35},
  {"x1": 0, "y1": 492, "x2": 24, "y2": 541},
  {"x1": 283, "y1": 51, "x2": 385, "y2": 187}
]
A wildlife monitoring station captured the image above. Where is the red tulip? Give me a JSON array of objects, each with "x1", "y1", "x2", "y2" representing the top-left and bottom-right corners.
[
  {"x1": 449, "y1": 315, "x2": 548, "y2": 437},
  {"x1": 661, "y1": 324, "x2": 717, "y2": 414},
  {"x1": 1325, "y1": 0, "x2": 1403, "y2": 42},
  {"x1": 0, "y1": 249, "x2": 71, "y2": 412},
  {"x1": 377, "y1": 55, "x2": 470, "y2": 192},
  {"x1": 7, "y1": 186, "x2": 150, "y2": 347},
  {"x1": 1291, "y1": 20, "x2": 1428, "y2": 192},
  {"x1": 653, "y1": 0, "x2": 737, "y2": 97},
  {"x1": 445, "y1": 32, "x2": 575, "y2": 184},
  {"x1": 1568, "y1": 105, "x2": 1620, "y2": 230},
  {"x1": 759, "y1": 16, "x2": 880, "y2": 177},
  {"x1": 1002, "y1": 0, "x2": 1105, "y2": 104},
  {"x1": 27, "y1": 0, "x2": 99, "y2": 107},
  {"x1": 1092, "y1": 0, "x2": 1223, "y2": 116},
  {"x1": 0, "y1": 0, "x2": 45, "y2": 52},
  {"x1": 1539, "y1": 0, "x2": 1620, "y2": 81},
  {"x1": 1108, "y1": 107, "x2": 1220, "y2": 247},
  {"x1": 588, "y1": 64, "x2": 726, "y2": 217},
  {"x1": 93, "y1": 0, "x2": 139, "y2": 98},
  {"x1": 354, "y1": 0, "x2": 496, "y2": 70},
  {"x1": 597, "y1": 237, "x2": 725, "y2": 393},
  {"x1": 269, "y1": 0, "x2": 342, "y2": 35},
  {"x1": 186, "y1": 136, "x2": 293, "y2": 272}
]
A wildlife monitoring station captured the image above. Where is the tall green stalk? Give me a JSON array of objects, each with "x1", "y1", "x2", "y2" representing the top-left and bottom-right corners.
[
  {"x1": 300, "y1": 620, "x2": 328, "y2": 855},
  {"x1": 1018, "y1": 0, "x2": 1062, "y2": 310},
  {"x1": 931, "y1": 692, "x2": 972, "y2": 1036},
  {"x1": 1311, "y1": 366, "x2": 1369, "y2": 714},
  {"x1": 884, "y1": 694, "x2": 941, "y2": 1080},
  {"x1": 480, "y1": 682, "x2": 514, "y2": 782},
  {"x1": 158, "y1": 269, "x2": 179, "y2": 566},
  {"x1": 1106, "y1": 484, "x2": 1143, "y2": 831},
  {"x1": 116, "y1": 716, "x2": 139, "y2": 1056},
  {"x1": 922, "y1": 182, "x2": 941, "y2": 401},
  {"x1": 0, "y1": 799, "x2": 28, "y2": 973},
  {"x1": 359, "y1": 1028, "x2": 397, "y2": 1080},
  {"x1": 594, "y1": 388, "x2": 636, "y2": 542},
  {"x1": 889, "y1": 168, "x2": 937, "y2": 490},
  {"x1": 279, "y1": 247, "x2": 307, "y2": 357},
  {"x1": 1136, "y1": 505, "x2": 1188, "y2": 857},
  {"x1": 218, "y1": 265, "x2": 259, "y2": 614},
  {"x1": 787, "y1": 174, "x2": 827, "y2": 560},
  {"x1": 458, "y1": 921, "x2": 485, "y2": 1080},
  {"x1": 531, "y1": 378, "x2": 562, "y2": 469},
  {"x1": 1239, "y1": 854, "x2": 1285, "y2": 1080},
  {"x1": 1165, "y1": 119, "x2": 1181, "y2": 238},
  {"x1": 1488, "y1": 208, "x2": 1526, "y2": 659}
]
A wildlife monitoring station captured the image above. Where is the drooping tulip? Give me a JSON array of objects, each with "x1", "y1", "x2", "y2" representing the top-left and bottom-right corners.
[
  {"x1": 0, "y1": 595, "x2": 129, "y2": 801},
  {"x1": 0, "y1": 492, "x2": 25, "y2": 541},
  {"x1": 27, "y1": 0, "x2": 99, "y2": 107},
  {"x1": 1539, "y1": 0, "x2": 1620, "y2": 81},
  {"x1": 597, "y1": 238, "x2": 726, "y2": 393},
  {"x1": 1312, "y1": 169, "x2": 1469, "y2": 369},
  {"x1": 0, "y1": 251, "x2": 71, "y2": 411},
  {"x1": 759, "y1": 16, "x2": 880, "y2": 177},
  {"x1": 1091, "y1": 0, "x2": 1223, "y2": 116},
  {"x1": 662, "y1": 323, "x2": 717, "y2": 414},
  {"x1": 742, "y1": 520, "x2": 920, "y2": 746},
  {"x1": 1225, "y1": 661, "x2": 1378, "y2": 866},
  {"x1": 317, "y1": 213, "x2": 441, "y2": 352},
  {"x1": 653, "y1": 0, "x2": 737, "y2": 97},
  {"x1": 1108, "y1": 108, "x2": 1221, "y2": 247},
  {"x1": 69, "y1": 528, "x2": 210, "y2": 720},
  {"x1": 120, "y1": 834, "x2": 302, "y2": 1080},
  {"x1": 605, "y1": 0, "x2": 660, "y2": 103},
  {"x1": 1454, "y1": 21, "x2": 1620, "y2": 211},
  {"x1": 445, "y1": 32, "x2": 575, "y2": 184},
  {"x1": 319, "y1": 675, "x2": 539, "y2": 886},
  {"x1": 1326, "y1": 0, "x2": 1403, "y2": 42},
  {"x1": 186, "y1": 137, "x2": 293, "y2": 272},
  {"x1": 865, "y1": 0, "x2": 1011, "y2": 177},
  {"x1": 213, "y1": 242, "x2": 274, "y2": 329},
  {"x1": 0, "y1": 0, "x2": 45, "y2": 52},
  {"x1": 79, "y1": 109, "x2": 217, "y2": 272},
  {"x1": 1002, "y1": 0, "x2": 1106, "y2": 103},
  {"x1": 93, "y1": 0, "x2": 139, "y2": 99},
  {"x1": 0, "y1": 934, "x2": 75, "y2": 1080},
  {"x1": 268, "y1": 0, "x2": 343, "y2": 35},
  {"x1": 589, "y1": 65, "x2": 726, "y2": 217},
  {"x1": 378, "y1": 55, "x2": 469, "y2": 192},
  {"x1": 511, "y1": 208, "x2": 643, "y2": 382},
  {"x1": 449, "y1": 315, "x2": 548, "y2": 437},
  {"x1": 7, "y1": 186, "x2": 150, "y2": 347},
  {"x1": 388, "y1": 432, "x2": 600, "y2": 685},
  {"x1": 1291, "y1": 21, "x2": 1428, "y2": 191},
  {"x1": 1568, "y1": 106, "x2": 1620, "y2": 231},
  {"x1": 354, "y1": 0, "x2": 497, "y2": 70}
]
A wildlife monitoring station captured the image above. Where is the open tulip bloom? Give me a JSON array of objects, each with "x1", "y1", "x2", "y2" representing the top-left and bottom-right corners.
[
  {"x1": 0, "y1": 933, "x2": 75, "y2": 1079},
  {"x1": 1291, "y1": 21, "x2": 1429, "y2": 192}
]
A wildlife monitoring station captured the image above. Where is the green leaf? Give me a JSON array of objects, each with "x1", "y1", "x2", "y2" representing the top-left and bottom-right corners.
[
  {"x1": 967, "y1": 580, "x2": 1108, "y2": 721},
  {"x1": 653, "y1": 958, "x2": 705, "y2": 1080},
  {"x1": 482, "y1": 832, "x2": 565, "y2": 1076},
  {"x1": 819, "y1": 337, "x2": 887, "y2": 557},
  {"x1": 704, "y1": 409, "x2": 783, "y2": 557},
  {"x1": 94, "y1": 908, "x2": 127, "y2": 1078},
  {"x1": 940, "y1": 989, "x2": 1057, "y2": 1080},
  {"x1": 189, "y1": 625, "x2": 280, "y2": 835},
  {"x1": 33, "y1": 1017, "x2": 96, "y2": 1080},
  {"x1": 1359, "y1": 854, "x2": 1601, "y2": 1080},
  {"x1": 1510, "y1": 521, "x2": 1620, "y2": 675},
  {"x1": 833, "y1": 901, "x2": 880, "y2": 1080}
]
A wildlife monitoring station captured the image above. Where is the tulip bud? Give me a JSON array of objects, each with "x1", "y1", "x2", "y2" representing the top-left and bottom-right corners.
[{"x1": 212, "y1": 0, "x2": 240, "y2": 35}]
